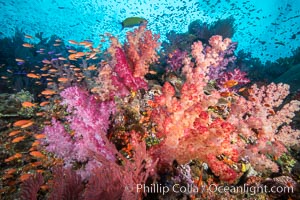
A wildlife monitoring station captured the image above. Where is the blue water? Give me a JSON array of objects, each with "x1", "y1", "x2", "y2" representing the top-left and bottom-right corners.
[{"x1": 0, "y1": 0, "x2": 299, "y2": 62}]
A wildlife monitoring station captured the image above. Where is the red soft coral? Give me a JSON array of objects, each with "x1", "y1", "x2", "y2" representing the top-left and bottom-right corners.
[{"x1": 112, "y1": 47, "x2": 148, "y2": 92}]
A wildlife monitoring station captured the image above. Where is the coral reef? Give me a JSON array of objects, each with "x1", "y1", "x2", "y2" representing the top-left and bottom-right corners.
[
  {"x1": 150, "y1": 35, "x2": 300, "y2": 184},
  {"x1": 0, "y1": 23, "x2": 299, "y2": 200}
]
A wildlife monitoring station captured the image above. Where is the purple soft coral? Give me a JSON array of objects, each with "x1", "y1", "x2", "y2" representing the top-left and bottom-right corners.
[
  {"x1": 217, "y1": 68, "x2": 250, "y2": 92},
  {"x1": 43, "y1": 86, "x2": 117, "y2": 179},
  {"x1": 167, "y1": 49, "x2": 188, "y2": 73}
]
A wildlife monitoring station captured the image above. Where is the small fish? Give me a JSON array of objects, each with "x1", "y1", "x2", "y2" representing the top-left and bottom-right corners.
[
  {"x1": 42, "y1": 59, "x2": 51, "y2": 64},
  {"x1": 41, "y1": 89, "x2": 56, "y2": 96},
  {"x1": 40, "y1": 185, "x2": 49, "y2": 191},
  {"x1": 13, "y1": 119, "x2": 33, "y2": 127},
  {"x1": 89, "y1": 52, "x2": 97, "y2": 59},
  {"x1": 40, "y1": 66, "x2": 49, "y2": 71},
  {"x1": 223, "y1": 80, "x2": 238, "y2": 88},
  {"x1": 58, "y1": 77, "x2": 69, "y2": 83},
  {"x1": 22, "y1": 43, "x2": 34, "y2": 48},
  {"x1": 73, "y1": 68, "x2": 81, "y2": 72},
  {"x1": 21, "y1": 121, "x2": 34, "y2": 128},
  {"x1": 34, "y1": 134, "x2": 46, "y2": 139},
  {"x1": 29, "y1": 151, "x2": 45, "y2": 158},
  {"x1": 68, "y1": 54, "x2": 77, "y2": 60},
  {"x1": 91, "y1": 87, "x2": 98, "y2": 93},
  {"x1": 274, "y1": 41, "x2": 285, "y2": 46},
  {"x1": 268, "y1": 109, "x2": 275, "y2": 115},
  {"x1": 8, "y1": 130, "x2": 22, "y2": 137},
  {"x1": 68, "y1": 40, "x2": 78, "y2": 45},
  {"x1": 241, "y1": 163, "x2": 247, "y2": 172},
  {"x1": 149, "y1": 70, "x2": 157, "y2": 75},
  {"x1": 36, "y1": 112, "x2": 45, "y2": 117},
  {"x1": 15, "y1": 58, "x2": 25, "y2": 62},
  {"x1": 48, "y1": 69, "x2": 58, "y2": 73},
  {"x1": 121, "y1": 17, "x2": 147, "y2": 29},
  {"x1": 5, "y1": 169, "x2": 17, "y2": 175},
  {"x1": 31, "y1": 141, "x2": 41, "y2": 147},
  {"x1": 220, "y1": 91, "x2": 232, "y2": 97},
  {"x1": 19, "y1": 174, "x2": 31, "y2": 182},
  {"x1": 79, "y1": 41, "x2": 90, "y2": 46},
  {"x1": 58, "y1": 56, "x2": 67, "y2": 60},
  {"x1": 68, "y1": 49, "x2": 77, "y2": 53},
  {"x1": 238, "y1": 87, "x2": 246, "y2": 92},
  {"x1": 75, "y1": 52, "x2": 85, "y2": 57},
  {"x1": 87, "y1": 65, "x2": 97, "y2": 70},
  {"x1": 22, "y1": 101, "x2": 36, "y2": 108},
  {"x1": 25, "y1": 34, "x2": 33, "y2": 39},
  {"x1": 5, "y1": 153, "x2": 22, "y2": 162},
  {"x1": 31, "y1": 161, "x2": 42, "y2": 167},
  {"x1": 27, "y1": 73, "x2": 40, "y2": 79},
  {"x1": 12, "y1": 136, "x2": 26, "y2": 143}
]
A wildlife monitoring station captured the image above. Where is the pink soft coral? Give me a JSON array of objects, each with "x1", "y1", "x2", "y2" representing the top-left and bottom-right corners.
[
  {"x1": 43, "y1": 86, "x2": 117, "y2": 179},
  {"x1": 43, "y1": 119, "x2": 75, "y2": 163}
]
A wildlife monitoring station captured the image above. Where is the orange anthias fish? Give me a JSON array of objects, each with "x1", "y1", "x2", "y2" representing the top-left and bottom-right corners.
[
  {"x1": 223, "y1": 80, "x2": 238, "y2": 88},
  {"x1": 34, "y1": 134, "x2": 46, "y2": 139},
  {"x1": 5, "y1": 168, "x2": 17, "y2": 176},
  {"x1": 27, "y1": 73, "x2": 40, "y2": 79},
  {"x1": 75, "y1": 52, "x2": 85, "y2": 58},
  {"x1": 5, "y1": 153, "x2": 22, "y2": 162},
  {"x1": 41, "y1": 90, "x2": 56, "y2": 96},
  {"x1": 12, "y1": 136, "x2": 26, "y2": 143},
  {"x1": 220, "y1": 91, "x2": 232, "y2": 97},
  {"x1": 30, "y1": 151, "x2": 45, "y2": 158},
  {"x1": 22, "y1": 101, "x2": 36, "y2": 108},
  {"x1": 42, "y1": 59, "x2": 51, "y2": 64},
  {"x1": 19, "y1": 174, "x2": 32, "y2": 182},
  {"x1": 87, "y1": 65, "x2": 97, "y2": 70},
  {"x1": 22, "y1": 43, "x2": 34, "y2": 48},
  {"x1": 68, "y1": 40, "x2": 78, "y2": 45},
  {"x1": 58, "y1": 77, "x2": 69, "y2": 83},
  {"x1": 68, "y1": 54, "x2": 77, "y2": 60},
  {"x1": 39, "y1": 101, "x2": 50, "y2": 107},
  {"x1": 68, "y1": 49, "x2": 77, "y2": 53},
  {"x1": 13, "y1": 119, "x2": 33, "y2": 127},
  {"x1": 21, "y1": 121, "x2": 34, "y2": 128},
  {"x1": 8, "y1": 130, "x2": 22, "y2": 137}
]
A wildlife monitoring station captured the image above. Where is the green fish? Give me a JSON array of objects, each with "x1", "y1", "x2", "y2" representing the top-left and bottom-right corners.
[{"x1": 121, "y1": 17, "x2": 147, "y2": 29}]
